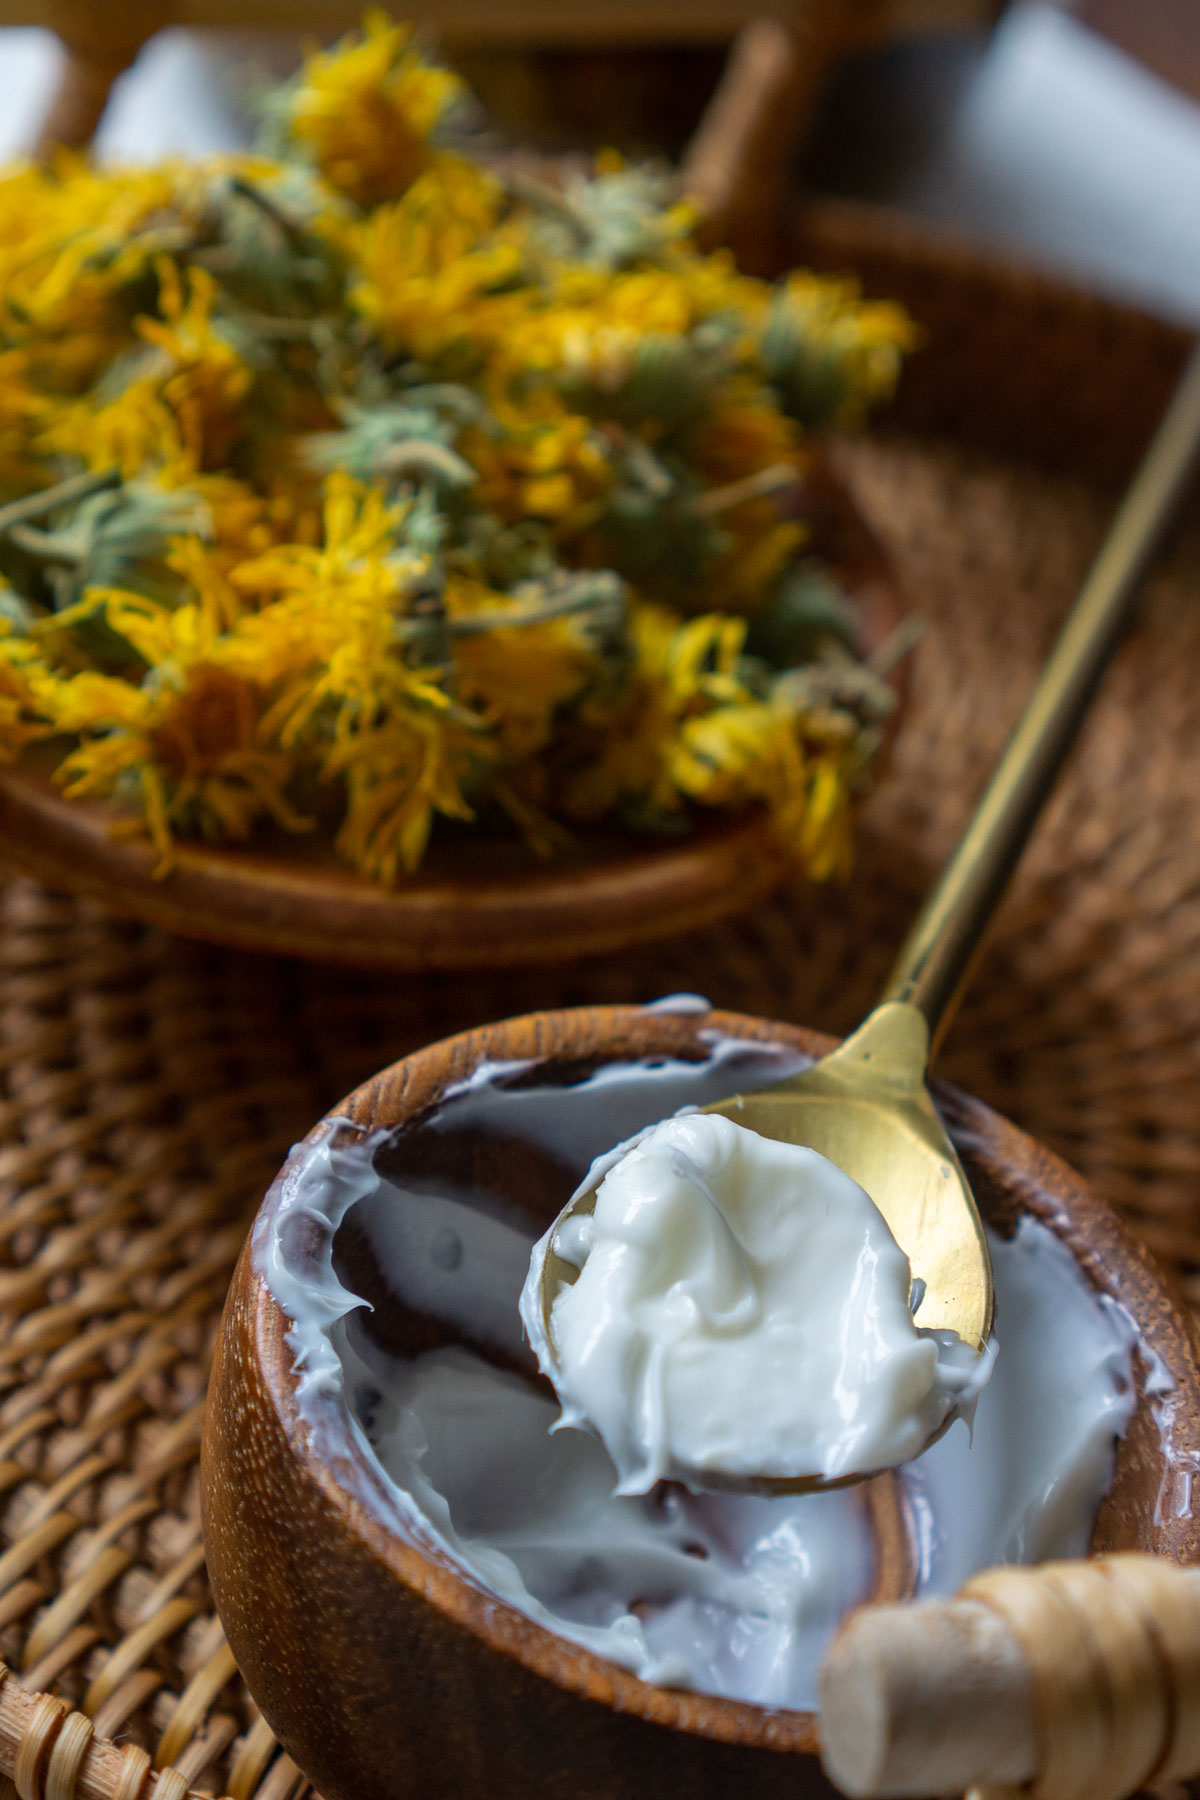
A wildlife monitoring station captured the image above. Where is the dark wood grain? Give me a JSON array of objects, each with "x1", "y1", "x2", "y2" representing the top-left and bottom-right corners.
[{"x1": 202, "y1": 1007, "x2": 1200, "y2": 1800}]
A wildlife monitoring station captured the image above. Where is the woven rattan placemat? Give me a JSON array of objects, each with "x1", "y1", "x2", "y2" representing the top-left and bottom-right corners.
[{"x1": 2, "y1": 214, "x2": 1200, "y2": 1800}]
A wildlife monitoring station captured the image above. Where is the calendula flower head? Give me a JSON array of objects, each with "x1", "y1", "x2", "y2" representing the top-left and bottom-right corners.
[
  {"x1": 0, "y1": 348, "x2": 47, "y2": 491},
  {"x1": 760, "y1": 273, "x2": 920, "y2": 431},
  {"x1": 0, "y1": 611, "x2": 45, "y2": 758},
  {"x1": 0, "y1": 12, "x2": 911, "y2": 884},
  {"x1": 462, "y1": 407, "x2": 614, "y2": 537},
  {"x1": 560, "y1": 603, "x2": 750, "y2": 823},
  {"x1": 447, "y1": 571, "x2": 597, "y2": 763},
  {"x1": 337, "y1": 154, "x2": 524, "y2": 366},
  {"x1": 27, "y1": 591, "x2": 304, "y2": 869},
  {"x1": 43, "y1": 259, "x2": 255, "y2": 478},
  {"x1": 281, "y1": 11, "x2": 465, "y2": 207}
]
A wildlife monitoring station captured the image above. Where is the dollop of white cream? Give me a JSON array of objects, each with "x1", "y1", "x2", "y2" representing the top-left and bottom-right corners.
[{"x1": 521, "y1": 1113, "x2": 991, "y2": 1491}]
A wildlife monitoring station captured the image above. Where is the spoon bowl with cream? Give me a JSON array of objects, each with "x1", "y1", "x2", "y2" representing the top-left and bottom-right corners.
[
  {"x1": 523, "y1": 1103, "x2": 993, "y2": 1497},
  {"x1": 524, "y1": 1007, "x2": 992, "y2": 1497}
]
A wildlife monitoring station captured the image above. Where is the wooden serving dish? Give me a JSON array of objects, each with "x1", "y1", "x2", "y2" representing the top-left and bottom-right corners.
[
  {"x1": 0, "y1": 467, "x2": 904, "y2": 971},
  {"x1": 202, "y1": 1005, "x2": 1200, "y2": 1800}
]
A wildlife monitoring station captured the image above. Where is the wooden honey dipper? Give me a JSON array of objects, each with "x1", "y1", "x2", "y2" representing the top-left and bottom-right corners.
[{"x1": 818, "y1": 1552, "x2": 1200, "y2": 1800}]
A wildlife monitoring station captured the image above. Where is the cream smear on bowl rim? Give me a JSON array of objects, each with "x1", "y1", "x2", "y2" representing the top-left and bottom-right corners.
[{"x1": 254, "y1": 1006, "x2": 1141, "y2": 1713}]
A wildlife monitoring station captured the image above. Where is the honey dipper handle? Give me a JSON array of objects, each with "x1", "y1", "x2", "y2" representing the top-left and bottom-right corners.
[
  {"x1": 818, "y1": 1553, "x2": 1200, "y2": 1800},
  {"x1": 879, "y1": 345, "x2": 1200, "y2": 1054}
]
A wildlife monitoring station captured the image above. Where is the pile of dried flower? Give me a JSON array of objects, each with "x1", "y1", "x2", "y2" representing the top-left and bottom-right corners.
[{"x1": 0, "y1": 12, "x2": 914, "y2": 883}]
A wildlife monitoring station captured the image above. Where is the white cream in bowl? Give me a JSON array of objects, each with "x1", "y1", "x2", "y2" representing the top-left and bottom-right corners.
[{"x1": 521, "y1": 1112, "x2": 992, "y2": 1492}]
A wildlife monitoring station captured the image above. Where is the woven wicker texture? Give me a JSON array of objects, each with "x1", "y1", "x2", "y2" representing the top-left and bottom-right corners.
[{"x1": 2, "y1": 215, "x2": 1200, "y2": 1799}]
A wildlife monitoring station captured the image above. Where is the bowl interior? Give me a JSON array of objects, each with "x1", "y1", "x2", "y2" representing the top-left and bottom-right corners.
[{"x1": 239, "y1": 1005, "x2": 1200, "y2": 1757}]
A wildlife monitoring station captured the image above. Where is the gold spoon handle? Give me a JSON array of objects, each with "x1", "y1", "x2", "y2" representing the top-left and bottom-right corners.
[{"x1": 879, "y1": 344, "x2": 1200, "y2": 1053}]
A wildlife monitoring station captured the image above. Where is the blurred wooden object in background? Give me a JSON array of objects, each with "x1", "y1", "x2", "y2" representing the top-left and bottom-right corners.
[
  {"x1": 27, "y1": 0, "x2": 168, "y2": 149},
  {"x1": 3, "y1": 0, "x2": 998, "y2": 267}
]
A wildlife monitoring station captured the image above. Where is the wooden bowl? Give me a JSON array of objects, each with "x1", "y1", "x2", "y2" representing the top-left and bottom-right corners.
[
  {"x1": 0, "y1": 467, "x2": 904, "y2": 970},
  {"x1": 202, "y1": 1006, "x2": 1200, "y2": 1800}
]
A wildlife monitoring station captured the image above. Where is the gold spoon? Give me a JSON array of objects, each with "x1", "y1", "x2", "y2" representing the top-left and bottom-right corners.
[{"x1": 536, "y1": 345, "x2": 1200, "y2": 1483}]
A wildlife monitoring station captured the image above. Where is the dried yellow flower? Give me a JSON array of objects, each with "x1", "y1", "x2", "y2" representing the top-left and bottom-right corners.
[
  {"x1": 286, "y1": 11, "x2": 464, "y2": 207},
  {"x1": 0, "y1": 12, "x2": 909, "y2": 886}
]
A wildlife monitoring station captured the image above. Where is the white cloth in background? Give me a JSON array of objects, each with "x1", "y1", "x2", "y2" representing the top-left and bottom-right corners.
[{"x1": 888, "y1": 2, "x2": 1200, "y2": 327}]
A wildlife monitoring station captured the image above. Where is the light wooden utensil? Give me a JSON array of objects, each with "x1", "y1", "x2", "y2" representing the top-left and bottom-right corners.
[
  {"x1": 820, "y1": 1551, "x2": 1200, "y2": 1800},
  {"x1": 537, "y1": 344, "x2": 1200, "y2": 1486}
]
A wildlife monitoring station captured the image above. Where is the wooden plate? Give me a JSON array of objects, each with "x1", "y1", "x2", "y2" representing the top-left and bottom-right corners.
[{"x1": 0, "y1": 467, "x2": 904, "y2": 969}]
